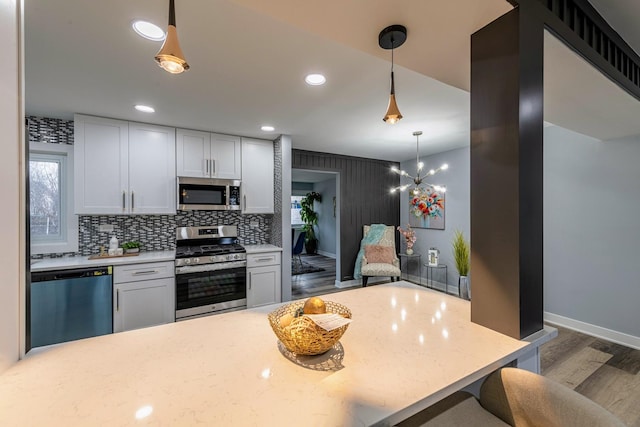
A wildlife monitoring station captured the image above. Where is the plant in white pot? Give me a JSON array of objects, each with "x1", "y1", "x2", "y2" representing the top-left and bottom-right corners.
[
  {"x1": 452, "y1": 230, "x2": 470, "y2": 300},
  {"x1": 121, "y1": 241, "x2": 141, "y2": 254}
]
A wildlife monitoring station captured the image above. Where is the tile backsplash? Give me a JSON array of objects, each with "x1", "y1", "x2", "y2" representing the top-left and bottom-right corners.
[{"x1": 29, "y1": 116, "x2": 275, "y2": 259}]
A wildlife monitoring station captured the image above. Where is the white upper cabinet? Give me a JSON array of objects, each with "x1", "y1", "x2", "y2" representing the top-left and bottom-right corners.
[
  {"x1": 176, "y1": 129, "x2": 209, "y2": 178},
  {"x1": 128, "y1": 123, "x2": 176, "y2": 214},
  {"x1": 74, "y1": 115, "x2": 176, "y2": 215},
  {"x1": 241, "y1": 138, "x2": 274, "y2": 214},
  {"x1": 74, "y1": 115, "x2": 128, "y2": 214},
  {"x1": 176, "y1": 129, "x2": 241, "y2": 179}
]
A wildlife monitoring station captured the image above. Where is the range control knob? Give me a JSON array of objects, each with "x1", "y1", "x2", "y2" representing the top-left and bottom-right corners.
[
  {"x1": 194, "y1": 257, "x2": 200, "y2": 264},
  {"x1": 184, "y1": 259, "x2": 191, "y2": 265},
  {"x1": 210, "y1": 256, "x2": 216, "y2": 263}
]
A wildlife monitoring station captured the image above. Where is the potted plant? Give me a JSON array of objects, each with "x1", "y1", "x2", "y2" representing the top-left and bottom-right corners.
[
  {"x1": 121, "y1": 241, "x2": 141, "y2": 254},
  {"x1": 300, "y1": 191, "x2": 321, "y2": 254},
  {"x1": 452, "y1": 230, "x2": 470, "y2": 300}
]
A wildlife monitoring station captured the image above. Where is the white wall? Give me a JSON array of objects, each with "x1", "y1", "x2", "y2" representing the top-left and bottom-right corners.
[
  {"x1": 0, "y1": 0, "x2": 22, "y2": 372},
  {"x1": 399, "y1": 147, "x2": 470, "y2": 290},
  {"x1": 544, "y1": 125, "x2": 640, "y2": 342},
  {"x1": 314, "y1": 177, "x2": 336, "y2": 257}
]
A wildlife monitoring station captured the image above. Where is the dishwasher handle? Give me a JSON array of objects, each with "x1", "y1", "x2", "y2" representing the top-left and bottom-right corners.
[{"x1": 31, "y1": 267, "x2": 112, "y2": 282}]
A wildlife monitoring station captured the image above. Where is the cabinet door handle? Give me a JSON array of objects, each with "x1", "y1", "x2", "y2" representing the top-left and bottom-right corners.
[
  {"x1": 132, "y1": 270, "x2": 158, "y2": 275},
  {"x1": 211, "y1": 159, "x2": 215, "y2": 174},
  {"x1": 116, "y1": 289, "x2": 120, "y2": 312},
  {"x1": 254, "y1": 257, "x2": 273, "y2": 262},
  {"x1": 204, "y1": 159, "x2": 209, "y2": 176},
  {"x1": 243, "y1": 195, "x2": 246, "y2": 210},
  {"x1": 248, "y1": 272, "x2": 252, "y2": 289},
  {"x1": 131, "y1": 190, "x2": 135, "y2": 211},
  {"x1": 122, "y1": 191, "x2": 126, "y2": 212}
]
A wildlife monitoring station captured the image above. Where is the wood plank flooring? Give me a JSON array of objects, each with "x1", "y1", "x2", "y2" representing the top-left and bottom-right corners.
[
  {"x1": 540, "y1": 325, "x2": 640, "y2": 426},
  {"x1": 291, "y1": 254, "x2": 340, "y2": 299}
]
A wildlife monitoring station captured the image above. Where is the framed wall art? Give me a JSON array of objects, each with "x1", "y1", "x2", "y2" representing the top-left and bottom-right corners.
[{"x1": 408, "y1": 186, "x2": 445, "y2": 230}]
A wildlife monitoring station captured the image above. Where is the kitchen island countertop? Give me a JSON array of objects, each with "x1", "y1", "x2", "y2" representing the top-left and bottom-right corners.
[{"x1": 0, "y1": 282, "x2": 555, "y2": 426}]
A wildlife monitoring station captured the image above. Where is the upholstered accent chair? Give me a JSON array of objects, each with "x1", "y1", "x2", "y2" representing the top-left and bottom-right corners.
[
  {"x1": 360, "y1": 225, "x2": 401, "y2": 287},
  {"x1": 396, "y1": 367, "x2": 625, "y2": 427}
]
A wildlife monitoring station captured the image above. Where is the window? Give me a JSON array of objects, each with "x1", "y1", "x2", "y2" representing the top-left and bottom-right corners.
[
  {"x1": 291, "y1": 196, "x2": 304, "y2": 225},
  {"x1": 29, "y1": 142, "x2": 78, "y2": 254}
]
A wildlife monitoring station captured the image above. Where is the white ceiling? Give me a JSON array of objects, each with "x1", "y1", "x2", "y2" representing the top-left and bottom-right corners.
[{"x1": 24, "y1": 0, "x2": 640, "y2": 163}]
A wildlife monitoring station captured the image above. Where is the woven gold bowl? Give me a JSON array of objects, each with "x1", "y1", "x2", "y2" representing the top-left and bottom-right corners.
[{"x1": 268, "y1": 300, "x2": 352, "y2": 356}]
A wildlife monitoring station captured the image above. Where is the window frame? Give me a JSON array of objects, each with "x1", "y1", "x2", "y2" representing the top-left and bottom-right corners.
[{"x1": 29, "y1": 141, "x2": 78, "y2": 255}]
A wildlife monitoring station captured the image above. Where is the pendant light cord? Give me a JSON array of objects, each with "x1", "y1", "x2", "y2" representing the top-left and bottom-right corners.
[
  {"x1": 390, "y1": 37, "x2": 396, "y2": 96},
  {"x1": 169, "y1": 0, "x2": 176, "y2": 26}
]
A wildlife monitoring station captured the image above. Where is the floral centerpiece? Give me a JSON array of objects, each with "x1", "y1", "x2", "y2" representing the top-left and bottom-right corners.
[{"x1": 397, "y1": 224, "x2": 417, "y2": 255}]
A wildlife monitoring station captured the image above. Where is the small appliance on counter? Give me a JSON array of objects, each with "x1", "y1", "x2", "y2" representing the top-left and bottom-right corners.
[{"x1": 174, "y1": 225, "x2": 247, "y2": 320}]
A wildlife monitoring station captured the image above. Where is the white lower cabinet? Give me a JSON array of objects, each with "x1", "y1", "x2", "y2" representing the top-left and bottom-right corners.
[
  {"x1": 247, "y1": 252, "x2": 281, "y2": 308},
  {"x1": 113, "y1": 261, "x2": 175, "y2": 333}
]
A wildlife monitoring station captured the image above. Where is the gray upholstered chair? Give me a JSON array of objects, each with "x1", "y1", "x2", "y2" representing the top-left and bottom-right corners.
[
  {"x1": 396, "y1": 367, "x2": 625, "y2": 427},
  {"x1": 360, "y1": 225, "x2": 401, "y2": 286}
]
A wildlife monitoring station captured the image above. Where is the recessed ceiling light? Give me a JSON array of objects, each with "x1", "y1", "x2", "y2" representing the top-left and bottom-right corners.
[
  {"x1": 261, "y1": 125, "x2": 275, "y2": 132},
  {"x1": 305, "y1": 74, "x2": 326, "y2": 86},
  {"x1": 134, "y1": 104, "x2": 155, "y2": 113},
  {"x1": 132, "y1": 20, "x2": 165, "y2": 41}
]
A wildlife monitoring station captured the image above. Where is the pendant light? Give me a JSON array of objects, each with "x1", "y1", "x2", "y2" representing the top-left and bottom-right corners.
[
  {"x1": 379, "y1": 25, "x2": 407, "y2": 124},
  {"x1": 155, "y1": 0, "x2": 189, "y2": 74}
]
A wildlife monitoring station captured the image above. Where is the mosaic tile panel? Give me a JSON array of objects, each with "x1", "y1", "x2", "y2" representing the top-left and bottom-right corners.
[
  {"x1": 27, "y1": 116, "x2": 74, "y2": 145},
  {"x1": 272, "y1": 137, "x2": 283, "y2": 247}
]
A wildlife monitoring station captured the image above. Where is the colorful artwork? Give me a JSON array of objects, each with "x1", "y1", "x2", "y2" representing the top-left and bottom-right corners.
[{"x1": 408, "y1": 186, "x2": 445, "y2": 229}]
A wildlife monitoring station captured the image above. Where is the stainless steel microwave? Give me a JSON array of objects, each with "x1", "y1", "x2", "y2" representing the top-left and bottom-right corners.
[{"x1": 177, "y1": 177, "x2": 241, "y2": 211}]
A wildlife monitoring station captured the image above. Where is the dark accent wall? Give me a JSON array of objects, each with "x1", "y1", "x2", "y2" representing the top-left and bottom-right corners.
[
  {"x1": 292, "y1": 149, "x2": 400, "y2": 281},
  {"x1": 470, "y1": 7, "x2": 544, "y2": 339}
]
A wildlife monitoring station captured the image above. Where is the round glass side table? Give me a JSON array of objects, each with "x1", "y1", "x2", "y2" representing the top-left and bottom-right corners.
[
  {"x1": 397, "y1": 253, "x2": 422, "y2": 285},
  {"x1": 424, "y1": 264, "x2": 448, "y2": 293}
]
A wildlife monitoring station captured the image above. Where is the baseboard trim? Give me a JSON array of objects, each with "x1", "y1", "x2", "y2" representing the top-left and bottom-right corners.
[
  {"x1": 544, "y1": 312, "x2": 640, "y2": 350},
  {"x1": 316, "y1": 250, "x2": 336, "y2": 259}
]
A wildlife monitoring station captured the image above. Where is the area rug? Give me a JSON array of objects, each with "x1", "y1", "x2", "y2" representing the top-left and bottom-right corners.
[{"x1": 292, "y1": 262, "x2": 325, "y2": 276}]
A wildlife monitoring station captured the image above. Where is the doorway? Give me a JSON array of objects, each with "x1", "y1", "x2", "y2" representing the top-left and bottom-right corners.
[{"x1": 291, "y1": 169, "x2": 339, "y2": 298}]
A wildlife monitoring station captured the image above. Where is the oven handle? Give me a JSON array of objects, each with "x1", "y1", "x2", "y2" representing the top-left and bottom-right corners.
[{"x1": 175, "y1": 261, "x2": 247, "y2": 275}]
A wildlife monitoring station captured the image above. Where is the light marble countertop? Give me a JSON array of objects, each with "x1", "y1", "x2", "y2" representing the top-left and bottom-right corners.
[
  {"x1": 30, "y1": 250, "x2": 176, "y2": 272},
  {"x1": 0, "y1": 282, "x2": 553, "y2": 426},
  {"x1": 244, "y1": 244, "x2": 283, "y2": 253}
]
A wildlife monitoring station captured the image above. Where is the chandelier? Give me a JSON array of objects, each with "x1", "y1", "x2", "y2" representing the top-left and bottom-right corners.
[{"x1": 390, "y1": 131, "x2": 448, "y2": 194}]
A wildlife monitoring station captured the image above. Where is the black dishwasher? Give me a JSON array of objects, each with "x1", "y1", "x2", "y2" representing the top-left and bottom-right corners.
[{"x1": 30, "y1": 266, "x2": 113, "y2": 349}]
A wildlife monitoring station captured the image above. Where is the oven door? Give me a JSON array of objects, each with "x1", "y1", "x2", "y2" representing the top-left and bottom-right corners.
[{"x1": 175, "y1": 265, "x2": 247, "y2": 319}]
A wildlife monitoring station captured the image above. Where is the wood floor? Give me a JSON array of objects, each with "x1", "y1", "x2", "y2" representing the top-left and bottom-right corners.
[
  {"x1": 291, "y1": 254, "x2": 340, "y2": 299},
  {"x1": 540, "y1": 325, "x2": 640, "y2": 426}
]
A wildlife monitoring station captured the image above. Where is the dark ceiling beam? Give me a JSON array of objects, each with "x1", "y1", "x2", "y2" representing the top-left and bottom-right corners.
[{"x1": 508, "y1": 0, "x2": 640, "y2": 102}]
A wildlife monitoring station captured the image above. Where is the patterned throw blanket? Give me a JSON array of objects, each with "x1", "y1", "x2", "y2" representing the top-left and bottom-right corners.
[{"x1": 353, "y1": 224, "x2": 388, "y2": 279}]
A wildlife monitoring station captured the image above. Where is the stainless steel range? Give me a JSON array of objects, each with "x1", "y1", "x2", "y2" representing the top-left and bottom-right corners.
[{"x1": 175, "y1": 225, "x2": 247, "y2": 321}]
